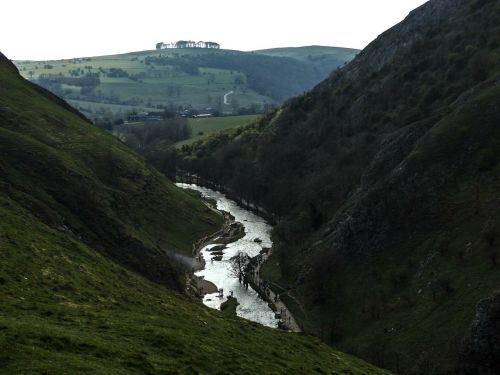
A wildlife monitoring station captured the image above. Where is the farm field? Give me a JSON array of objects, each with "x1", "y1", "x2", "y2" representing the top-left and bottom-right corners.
[
  {"x1": 14, "y1": 46, "x2": 358, "y2": 121},
  {"x1": 177, "y1": 115, "x2": 260, "y2": 146}
]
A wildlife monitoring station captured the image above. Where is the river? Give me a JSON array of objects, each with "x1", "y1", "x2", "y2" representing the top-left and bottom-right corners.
[{"x1": 176, "y1": 183, "x2": 278, "y2": 328}]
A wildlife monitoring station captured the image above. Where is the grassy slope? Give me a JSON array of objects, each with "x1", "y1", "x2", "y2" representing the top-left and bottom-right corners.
[
  {"x1": 0, "y1": 51, "x2": 222, "y2": 286},
  {"x1": 255, "y1": 45, "x2": 359, "y2": 63},
  {"x1": 0, "y1": 52, "x2": 388, "y2": 374},
  {"x1": 0, "y1": 195, "x2": 389, "y2": 374},
  {"x1": 176, "y1": 115, "x2": 260, "y2": 147}
]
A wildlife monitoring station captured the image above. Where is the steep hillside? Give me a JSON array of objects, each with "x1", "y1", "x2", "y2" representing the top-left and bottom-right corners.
[
  {"x1": 0, "y1": 51, "x2": 222, "y2": 289},
  {"x1": 0, "y1": 52, "x2": 388, "y2": 374},
  {"x1": 14, "y1": 46, "x2": 358, "y2": 121},
  {"x1": 178, "y1": 0, "x2": 500, "y2": 373},
  {"x1": 0, "y1": 193, "x2": 389, "y2": 374}
]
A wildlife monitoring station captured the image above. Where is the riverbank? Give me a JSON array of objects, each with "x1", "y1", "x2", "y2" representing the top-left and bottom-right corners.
[
  {"x1": 248, "y1": 251, "x2": 302, "y2": 332},
  {"x1": 187, "y1": 200, "x2": 245, "y2": 299},
  {"x1": 220, "y1": 296, "x2": 239, "y2": 316},
  {"x1": 177, "y1": 183, "x2": 287, "y2": 328},
  {"x1": 176, "y1": 176, "x2": 278, "y2": 225}
]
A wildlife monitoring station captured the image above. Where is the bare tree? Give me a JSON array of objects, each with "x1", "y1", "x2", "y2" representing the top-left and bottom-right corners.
[{"x1": 228, "y1": 252, "x2": 250, "y2": 283}]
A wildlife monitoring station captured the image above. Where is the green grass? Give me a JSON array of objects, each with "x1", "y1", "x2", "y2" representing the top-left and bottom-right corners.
[
  {"x1": 0, "y1": 51, "x2": 223, "y2": 274},
  {"x1": 255, "y1": 45, "x2": 359, "y2": 62},
  {"x1": 68, "y1": 98, "x2": 157, "y2": 116},
  {"x1": 220, "y1": 297, "x2": 239, "y2": 316},
  {"x1": 175, "y1": 115, "x2": 259, "y2": 147},
  {"x1": 0, "y1": 196, "x2": 388, "y2": 374}
]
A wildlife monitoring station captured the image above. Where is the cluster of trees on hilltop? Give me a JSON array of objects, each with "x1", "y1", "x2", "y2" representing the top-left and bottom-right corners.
[{"x1": 156, "y1": 41, "x2": 220, "y2": 49}]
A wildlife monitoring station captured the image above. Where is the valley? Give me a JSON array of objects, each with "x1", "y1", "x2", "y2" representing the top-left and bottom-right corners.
[
  {"x1": 0, "y1": 48, "x2": 387, "y2": 374},
  {"x1": 174, "y1": 0, "x2": 500, "y2": 373},
  {"x1": 2, "y1": 0, "x2": 500, "y2": 374}
]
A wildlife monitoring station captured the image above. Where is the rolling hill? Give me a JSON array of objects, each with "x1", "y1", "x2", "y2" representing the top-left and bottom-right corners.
[
  {"x1": 177, "y1": 0, "x2": 500, "y2": 373},
  {"x1": 0, "y1": 51, "x2": 389, "y2": 374},
  {"x1": 256, "y1": 45, "x2": 358, "y2": 73},
  {"x1": 13, "y1": 46, "x2": 358, "y2": 122}
]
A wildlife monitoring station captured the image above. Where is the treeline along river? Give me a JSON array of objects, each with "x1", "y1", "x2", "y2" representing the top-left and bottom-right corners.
[{"x1": 176, "y1": 183, "x2": 278, "y2": 327}]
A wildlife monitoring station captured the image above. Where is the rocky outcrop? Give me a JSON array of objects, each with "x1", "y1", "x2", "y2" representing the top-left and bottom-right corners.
[
  {"x1": 461, "y1": 292, "x2": 500, "y2": 374},
  {"x1": 329, "y1": 0, "x2": 463, "y2": 82}
]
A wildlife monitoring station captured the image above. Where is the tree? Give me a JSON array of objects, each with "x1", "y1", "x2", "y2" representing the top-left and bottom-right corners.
[
  {"x1": 234, "y1": 75, "x2": 244, "y2": 85},
  {"x1": 228, "y1": 252, "x2": 250, "y2": 283}
]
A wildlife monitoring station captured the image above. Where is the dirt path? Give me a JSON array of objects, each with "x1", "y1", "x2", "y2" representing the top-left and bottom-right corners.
[
  {"x1": 223, "y1": 91, "x2": 234, "y2": 105},
  {"x1": 251, "y1": 252, "x2": 301, "y2": 332},
  {"x1": 282, "y1": 289, "x2": 310, "y2": 327}
]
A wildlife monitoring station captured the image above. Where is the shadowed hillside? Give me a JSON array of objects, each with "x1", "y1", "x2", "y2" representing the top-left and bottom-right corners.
[
  {"x1": 0, "y1": 51, "x2": 222, "y2": 289},
  {"x1": 178, "y1": 0, "x2": 500, "y2": 373}
]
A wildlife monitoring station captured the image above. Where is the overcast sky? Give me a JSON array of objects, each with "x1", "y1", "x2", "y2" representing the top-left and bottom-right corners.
[{"x1": 2, "y1": 0, "x2": 428, "y2": 61}]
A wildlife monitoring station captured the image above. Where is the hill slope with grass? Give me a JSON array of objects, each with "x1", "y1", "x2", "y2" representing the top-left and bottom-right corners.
[
  {"x1": 0, "y1": 52, "x2": 388, "y2": 374},
  {"x1": 0, "y1": 51, "x2": 222, "y2": 288},
  {"x1": 14, "y1": 46, "x2": 358, "y2": 121},
  {"x1": 255, "y1": 45, "x2": 358, "y2": 74},
  {"x1": 177, "y1": 0, "x2": 500, "y2": 373},
  {"x1": 179, "y1": 114, "x2": 260, "y2": 147}
]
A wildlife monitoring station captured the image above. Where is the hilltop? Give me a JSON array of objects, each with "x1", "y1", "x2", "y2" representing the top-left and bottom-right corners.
[
  {"x1": 13, "y1": 46, "x2": 358, "y2": 122},
  {"x1": 177, "y1": 0, "x2": 500, "y2": 373},
  {"x1": 0, "y1": 52, "x2": 388, "y2": 374},
  {"x1": 256, "y1": 45, "x2": 358, "y2": 72}
]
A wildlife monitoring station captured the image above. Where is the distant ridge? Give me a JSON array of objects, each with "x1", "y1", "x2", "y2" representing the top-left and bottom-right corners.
[{"x1": 14, "y1": 45, "x2": 358, "y2": 122}]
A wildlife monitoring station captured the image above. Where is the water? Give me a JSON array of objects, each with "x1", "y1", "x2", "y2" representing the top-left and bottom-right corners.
[{"x1": 176, "y1": 183, "x2": 278, "y2": 328}]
